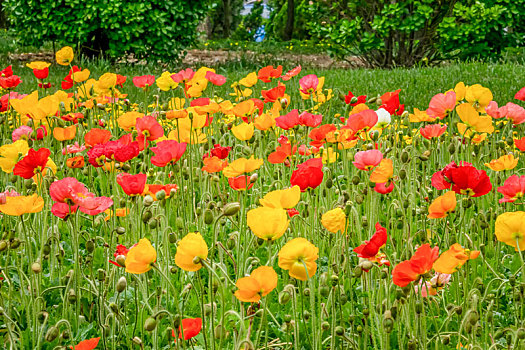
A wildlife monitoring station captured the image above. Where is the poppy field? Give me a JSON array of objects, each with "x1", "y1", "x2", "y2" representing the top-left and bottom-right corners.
[{"x1": 1, "y1": 47, "x2": 525, "y2": 349}]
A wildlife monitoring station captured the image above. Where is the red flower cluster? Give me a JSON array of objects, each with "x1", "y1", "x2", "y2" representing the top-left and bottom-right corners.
[
  {"x1": 392, "y1": 244, "x2": 439, "y2": 287},
  {"x1": 290, "y1": 158, "x2": 324, "y2": 191},
  {"x1": 432, "y1": 161, "x2": 492, "y2": 197}
]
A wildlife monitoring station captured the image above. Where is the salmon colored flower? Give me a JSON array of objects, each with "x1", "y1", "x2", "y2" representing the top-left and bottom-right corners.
[
  {"x1": 321, "y1": 208, "x2": 346, "y2": 234},
  {"x1": 13, "y1": 148, "x2": 50, "y2": 179},
  {"x1": 433, "y1": 243, "x2": 479, "y2": 274},
  {"x1": 66, "y1": 155, "x2": 85, "y2": 169},
  {"x1": 136, "y1": 115, "x2": 164, "y2": 145},
  {"x1": 485, "y1": 154, "x2": 519, "y2": 171},
  {"x1": 222, "y1": 156, "x2": 263, "y2": 178},
  {"x1": 56, "y1": 46, "x2": 74, "y2": 65},
  {"x1": 150, "y1": 140, "x2": 187, "y2": 167},
  {"x1": 495, "y1": 211, "x2": 525, "y2": 251},
  {"x1": 125, "y1": 238, "x2": 157, "y2": 274},
  {"x1": 117, "y1": 173, "x2": 147, "y2": 196},
  {"x1": 290, "y1": 158, "x2": 324, "y2": 192},
  {"x1": 428, "y1": 191, "x2": 457, "y2": 219},
  {"x1": 278, "y1": 237, "x2": 319, "y2": 281},
  {"x1": 353, "y1": 150, "x2": 383, "y2": 170},
  {"x1": 299, "y1": 74, "x2": 319, "y2": 95},
  {"x1": 261, "y1": 83, "x2": 286, "y2": 103},
  {"x1": 247, "y1": 207, "x2": 289, "y2": 240},
  {"x1": 426, "y1": 92, "x2": 456, "y2": 119},
  {"x1": 205, "y1": 71, "x2": 226, "y2": 86},
  {"x1": 259, "y1": 186, "x2": 301, "y2": 209},
  {"x1": 515, "y1": 87, "x2": 525, "y2": 101},
  {"x1": 71, "y1": 337, "x2": 100, "y2": 350},
  {"x1": 234, "y1": 266, "x2": 278, "y2": 302},
  {"x1": 133, "y1": 75, "x2": 155, "y2": 88},
  {"x1": 392, "y1": 244, "x2": 440, "y2": 287},
  {"x1": 345, "y1": 109, "x2": 378, "y2": 134},
  {"x1": 354, "y1": 222, "x2": 387, "y2": 259},
  {"x1": 175, "y1": 232, "x2": 209, "y2": 272},
  {"x1": 281, "y1": 65, "x2": 301, "y2": 81},
  {"x1": 420, "y1": 124, "x2": 447, "y2": 139},
  {"x1": 485, "y1": 101, "x2": 504, "y2": 119},
  {"x1": 500, "y1": 102, "x2": 525, "y2": 125},
  {"x1": 173, "y1": 317, "x2": 203, "y2": 341},
  {"x1": 497, "y1": 175, "x2": 525, "y2": 203},
  {"x1": 0, "y1": 194, "x2": 44, "y2": 216}
]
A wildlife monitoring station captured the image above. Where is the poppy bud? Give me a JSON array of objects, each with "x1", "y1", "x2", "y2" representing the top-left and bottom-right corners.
[
  {"x1": 31, "y1": 261, "x2": 42, "y2": 274},
  {"x1": 86, "y1": 240, "x2": 95, "y2": 253},
  {"x1": 319, "y1": 285, "x2": 330, "y2": 297},
  {"x1": 303, "y1": 288, "x2": 310, "y2": 297},
  {"x1": 223, "y1": 202, "x2": 240, "y2": 216},
  {"x1": 359, "y1": 260, "x2": 373, "y2": 271},
  {"x1": 303, "y1": 310, "x2": 310, "y2": 321},
  {"x1": 383, "y1": 317, "x2": 393, "y2": 333},
  {"x1": 97, "y1": 269, "x2": 106, "y2": 282},
  {"x1": 517, "y1": 328, "x2": 525, "y2": 339},
  {"x1": 10, "y1": 238, "x2": 21, "y2": 249},
  {"x1": 132, "y1": 337, "x2": 143, "y2": 345},
  {"x1": 321, "y1": 321, "x2": 330, "y2": 331},
  {"x1": 455, "y1": 306, "x2": 463, "y2": 315},
  {"x1": 279, "y1": 290, "x2": 292, "y2": 305},
  {"x1": 214, "y1": 324, "x2": 228, "y2": 339},
  {"x1": 0, "y1": 240, "x2": 8, "y2": 252},
  {"x1": 399, "y1": 169, "x2": 407, "y2": 180},
  {"x1": 204, "y1": 302, "x2": 216, "y2": 316},
  {"x1": 142, "y1": 210, "x2": 153, "y2": 223},
  {"x1": 67, "y1": 288, "x2": 77, "y2": 304},
  {"x1": 204, "y1": 209, "x2": 214, "y2": 225},
  {"x1": 148, "y1": 218, "x2": 158, "y2": 229},
  {"x1": 352, "y1": 175, "x2": 360, "y2": 185},
  {"x1": 356, "y1": 325, "x2": 363, "y2": 333},
  {"x1": 353, "y1": 266, "x2": 363, "y2": 278},
  {"x1": 143, "y1": 195, "x2": 154, "y2": 207},
  {"x1": 116, "y1": 226, "x2": 126, "y2": 235},
  {"x1": 407, "y1": 340, "x2": 417, "y2": 350},
  {"x1": 367, "y1": 97, "x2": 377, "y2": 104},
  {"x1": 45, "y1": 325, "x2": 60, "y2": 342},
  {"x1": 415, "y1": 301, "x2": 423, "y2": 314},
  {"x1": 155, "y1": 190, "x2": 166, "y2": 201},
  {"x1": 362, "y1": 216, "x2": 368, "y2": 227},
  {"x1": 144, "y1": 317, "x2": 157, "y2": 331}
]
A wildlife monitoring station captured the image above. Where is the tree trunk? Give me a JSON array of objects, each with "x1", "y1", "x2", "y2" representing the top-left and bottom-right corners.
[
  {"x1": 223, "y1": 0, "x2": 231, "y2": 38},
  {"x1": 283, "y1": 0, "x2": 294, "y2": 41}
]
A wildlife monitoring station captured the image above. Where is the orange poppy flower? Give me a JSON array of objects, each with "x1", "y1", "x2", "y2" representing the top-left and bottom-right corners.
[
  {"x1": 66, "y1": 155, "x2": 85, "y2": 169},
  {"x1": 369, "y1": 158, "x2": 393, "y2": 184},
  {"x1": 234, "y1": 266, "x2": 278, "y2": 302},
  {"x1": 53, "y1": 125, "x2": 77, "y2": 141},
  {"x1": 202, "y1": 156, "x2": 228, "y2": 173},
  {"x1": 84, "y1": 128, "x2": 111, "y2": 148},
  {"x1": 71, "y1": 337, "x2": 100, "y2": 350},
  {"x1": 392, "y1": 244, "x2": 439, "y2": 287},
  {"x1": 428, "y1": 191, "x2": 456, "y2": 219},
  {"x1": 433, "y1": 243, "x2": 479, "y2": 274}
]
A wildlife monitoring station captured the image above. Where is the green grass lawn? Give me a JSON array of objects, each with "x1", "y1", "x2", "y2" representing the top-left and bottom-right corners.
[{"x1": 2, "y1": 56, "x2": 524, "y2": 110}]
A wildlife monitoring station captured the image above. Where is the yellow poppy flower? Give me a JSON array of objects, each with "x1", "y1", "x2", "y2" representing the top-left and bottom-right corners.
[
  {"x1": 53, "y1": 125, "x2": 77, "y2": 141},
  {"x1": 0, "y1": 194, "x2": 44, "y2": 216},
  {"x1": 26, "y1": 61, "x2": 51, "y2": 70},
  {"x1": 278, "y1": 237, "x2": 319, "y2": 281},
  {"x1": 465, "y1": 84, "x2": 492, "y2": 111},
  {"x1": 247, "y1": 207, "x2": 289, "y2": 241},
  {"x1": 238, "y1": 72, "x2": 258, "y2": 87},
  {"x1": 231, "y1": 122, "x2": 254, "y2": 141},
  {"x1": 259, "y1": 186, "x2": 301, "y2": 209},
  {"x1": 56, "y1": 46, "x2": 74, "y2": 66},
  {"x1": 71, "y1": 69, "x2": 90, "y2": 83},
  {"x1": 0, "y1": 140, "x2": 29, "y2": 173},
  {"x1": 175, "y1": 232, "x2": 209, "y2": 272},
  {"x1": 485, "y1": 154, "x2": 519, "y2": 171},
  {"x1": 370, "y1": 158, "x2": 393, "y2": 183},
  {"x1": 456, "y1": 103, "x2": 494, "y2": 134},
  {"x1": 157, "y1": 71, "x2": 178, "y2": 91},
  {"x1": 222, "y1": 156, "x2": 263, "y2": 178},
  {"x1": 433, "y1": 243, "x2": 479, "y2": 274},
  {"x1": 495, "y1": 212, "x2": 525, "y2": 251},
  {"x1": 321, "y1": 208, "x2": 346, "y2": 233},
  {"x1": 125, "y1": 238, "x2": 157, "y2": 274}
]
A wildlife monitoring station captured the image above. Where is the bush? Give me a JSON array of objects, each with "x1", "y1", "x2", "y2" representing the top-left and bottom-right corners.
[
  {"x1": 3, "y1": 0, "x2": 208, "y2": 61},
  {"x1": 308, "y1": 0, "x2": 524, "y2": 68}
]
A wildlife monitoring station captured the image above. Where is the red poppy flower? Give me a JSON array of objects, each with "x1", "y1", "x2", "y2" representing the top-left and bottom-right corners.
[
  {"x1": 515, "y1": 137, "x2": 525, "y2": 152},
  {"x1": 13, "y1": 148, "x2": 51, "y2": 179},
  {"x1": 281, "y1": 65, "x2": 301, "y2": 81},
  {"x1": 309, "y1": 124, "x2": 337, "y2": 148},
  {"x1": 109, "y1": 244, "x2": 130, "y2": 267},
  {"x1": 33, "y1": 67, "x2": 49, "y2": 80},
  {"x1": 420, "y1": 124, "x2": 447, "y2": 139},
  {"x1": 290, "y1": 158, "x2": 324, "y2": 192},
  {"x1": 268, "y1": 138, "x2": 297, "y2": 165},
  {"x1": 392, "y1": 244, "x2": 440, "y2": 287},
  {"x1": 228, "y1": 175, "x2": 254, "y2": 191},
  {"x1": 431, "y1": 161, "x2": 472, "y2": 190},
  {"x1": 497, "y1": 175, "x2": 525, "y2": 203},
  {"x1": 380, "y1": 89, "x2": 404, "y2": 115},
  {"x1": 374, "y1": 181, "x2": 395, "y2": 194},
  {"x1": 448, "y1": 166, "x2": 492, "y2": 197},
  {"x1": 261, "y1": 83, "x2": 286, "y2": 103},
  {"x1": 299, "y1": 111, "x2": 322, "y2": 128},
  {"x1": 61, "y1": 66, "x2": 82, "y2": 90},
  {"x1": 354, "y1": 222, "x2": 387, "y2": 259},
  {"x1": 133, "y1": 75, "x2": 155, "y2": 88},
  {"x1": 116, "y1": 74, "x2": 127, "y2": 88},
  {"x1": 0, "y1": 75, "x2": 22, "y2": 89},
  {"x1": 287, "y1": 208, "x2": 300, "y2": 217},
  {"x1": 136, "y1": 115, "x2": 164, "y2": 145},
  {"x1": 276, "y1": 109, "x2": 300, "y2": 130},
  {"x1": 35, "y1": 125, "x2": 48, "y2": 140},
  {"x1": 208, "y1": 144, "x2": 231, "y2": 159},
  {"x1": 205, "y1": 71, "x2": 226, "y2": 86},
  {"x1": 353, "y1": 150, "x2": 383, "y2": 171},
  {"x1": 71, "y1": 337, "x2": 100, "y2": 350},
  {"x1": 1, "y1": 65, "x2": 13, "y2": 77},
  {"x1": 258, "y1": 65, "x2": 283, "y2": 83},
  {"x1": 171, "y1": 68, "x2": 195, "y2": 84},
  {"x1": 344, "y1": 109, "x2": 378, "y2": 134},
  {"x1": 61, "y1": 113, "x2": 84, "y2": 124},
  {"x1": 515, "y1": 87, "x2": 525, "y2": 101},
  {"x1": 150, "y1": 140, "x2": 187, "y2": 167},
  {"x1": 84, "y1": 128, "x2": 112, "y2": 148},
  {"x1": 117, "y1": 173, "x2": 147, "y2": 196},
  {"x1": 345, "y1": 91, "x2": 367, "y2": 106},
  {"x1": 173, "y1": 317, "x2": 203, "y2": 341}
]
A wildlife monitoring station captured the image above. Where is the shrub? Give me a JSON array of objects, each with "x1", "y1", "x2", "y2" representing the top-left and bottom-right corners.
[{"x1": 3, "y1": 0, "x2": 208, "y2": 61}]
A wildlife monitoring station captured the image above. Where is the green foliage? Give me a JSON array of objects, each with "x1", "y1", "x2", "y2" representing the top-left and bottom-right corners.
[
  {"x1": 308, "y1": 0, "x2": 525, "y2": 68},
  {"x1": 207, "y1": 0, "x2": 244, "y2": 39},
  {"x1": 2, "y1": 0, "x2": 208, "y2": 61},
  {"x1": 266, "y1": 0, "x2": 310, "y2": 40}
]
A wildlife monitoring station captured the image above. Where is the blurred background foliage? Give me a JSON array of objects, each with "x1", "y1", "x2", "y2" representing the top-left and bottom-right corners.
[{"x1": 0, "y1": 0, "x2": 523, "y2": 67}]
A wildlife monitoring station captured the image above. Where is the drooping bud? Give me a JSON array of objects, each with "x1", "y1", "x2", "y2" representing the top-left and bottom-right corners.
[{"x1": 223, "y1": 202, "x2": 240, "y2": 217}]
